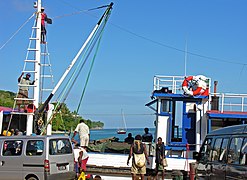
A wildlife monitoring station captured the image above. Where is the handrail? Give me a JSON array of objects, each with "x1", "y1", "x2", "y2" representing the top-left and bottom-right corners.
[
  {"x1": 210, "y1": 93, "x2": 247, "y2": 112},
  {"x1": 153, "y1": 75, "x2": 247, "y2": 112}
]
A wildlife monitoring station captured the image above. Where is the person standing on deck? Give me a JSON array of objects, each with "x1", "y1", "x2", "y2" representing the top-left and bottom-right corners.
[
  {"x1": 155, "y1": 137, "x2": 166, "y2": 180},
  {"x1": 72, "y1": 119, "x2": 90, "y2": 147},
  {"x1": 41, "y1": 7, "x2": 47, "y2": 43},
  {"x1": 142, "y1": 127, "x2": 153, "y2": 142},
  {"x1": 127, "y1": 135, "x2": 150, "y2": 180},
  {"x1": 17, "y1": 72, "x2": 35, "y2": 111},
  {"x1": 125, "y1": 133, "x2": 134, "y2": 144}
]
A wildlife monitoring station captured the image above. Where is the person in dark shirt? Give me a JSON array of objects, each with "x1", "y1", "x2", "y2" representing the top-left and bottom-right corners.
[
  {"x1": 124, "y1": 133, "x2": 134, "y2": 144},
  {"x1": 155, "y1": 137, "x2": 166, "y2": 180},
  {"x1": 142, "y1": 128, "x2": 153, "y2": 142}
]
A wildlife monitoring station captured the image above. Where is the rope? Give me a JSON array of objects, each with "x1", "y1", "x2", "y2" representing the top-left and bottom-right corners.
[
  {"x1": 0, "y1": 13, "x2": 35, "y2": 51},
  {"x1": 52, "y1": 4, "x2": 109, "y2": 19},
  {"x1": 6, "y1": 13, "x2": 36, "y2": 134},
  {"x1": 40, "y1": 4, "x2": 113, "y2": 134},
  {"x1": 76, "y1": 29, "x2": 104, "y2": 113},
  {"x1": 76, "y1": 8, "x2": 111, "y2": 114},
  {"x1": 54, "y1": 10, "x2": 107, "y2": 107}
]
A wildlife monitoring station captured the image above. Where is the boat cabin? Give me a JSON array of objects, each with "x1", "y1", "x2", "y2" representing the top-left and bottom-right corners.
[{"x1": 146, "y1": 75, "x2": 247, "y2": 166}]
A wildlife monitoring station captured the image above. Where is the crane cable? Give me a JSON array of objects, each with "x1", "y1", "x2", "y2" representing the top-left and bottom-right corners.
[
  {"x1": 54, "y1": 7, "x2": 111, "y2": 113},
  {"x1": 40, "y1": 4, "x2": 113, "y2": 134},
  {"x1": 75, "y1": 13, "x2": 109, "y2": 114}
]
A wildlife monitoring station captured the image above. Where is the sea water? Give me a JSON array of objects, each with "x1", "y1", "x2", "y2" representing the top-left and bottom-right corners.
[{"x1": 90, "y1": 128, "x2": 155, "y2": 141}]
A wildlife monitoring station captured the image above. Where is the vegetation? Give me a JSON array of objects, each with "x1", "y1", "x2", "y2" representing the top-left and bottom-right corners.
[
  {"x1": 0, "y1": 90, "x2": 104, "y2": 131},
  {"x1": 0, "y1": 90, "x2": 16, "y2": 107}
]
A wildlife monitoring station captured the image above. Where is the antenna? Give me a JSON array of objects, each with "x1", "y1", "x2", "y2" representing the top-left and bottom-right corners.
[{"x1": 184, "y1": 38, "x2": 188, "y2": 77}]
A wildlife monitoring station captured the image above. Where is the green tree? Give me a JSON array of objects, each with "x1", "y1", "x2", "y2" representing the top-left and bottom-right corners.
[{"x1": 0, "y1": 90, "x2": 104, "y2": 131}]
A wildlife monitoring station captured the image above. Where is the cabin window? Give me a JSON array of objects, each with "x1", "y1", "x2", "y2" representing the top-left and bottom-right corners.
[
  {"x1": 171, "y1": 101, "x2": 182, "y2": 142},
  {"x1": 2, "y1": 140, "x2": 23, "y2": 156},
  {"x1": 228, "y1": 137, "x2": 244, "y2": 164},
  {"x1": 240, "y1": 138, "x2": 247, "y2": 165},
  {"x1": 161, "y1": 99, "x2": 170, "y2": 113},
  {"x1": 26, "y1": 140, "x2": 44, "y2": 156},
  {"x1": 49, "y1": 139, "x2": 72, "y2": 155},
  {"x1": 199, "y1": 138, "x2": 213, "y2": 162}
]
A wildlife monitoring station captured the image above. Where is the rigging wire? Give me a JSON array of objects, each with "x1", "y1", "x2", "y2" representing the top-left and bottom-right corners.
[
  {"x1": 109, "y1": 22, "x2": 246, "y2": 66},
  {"x1": 53, "y1": 0, "x2": 246, "y2": 67},
  {"x1": 76, "y1": 30, "x2": 102, "y2": 114},
  {"x1": 40, "y1": 4, "x2": 113, "y2": 134},
  {"x1": 53, "y1": 6, "x2": 111, "y2": 113},
  {"x1": 0, "y1": 13, "x2": 35, "y2": 51},
  {"x1": 54, "y1": 21, "x2": 100, "y2": 112},
  {"x1": 53, "y1": 1, "x2": 108, "y2": 19},
  {"x1": 75, "y1": 12, "x2": 110, "y2": 114},
  {"x1": 2, "y1": 3, "x2": 245, "y2": 67}
]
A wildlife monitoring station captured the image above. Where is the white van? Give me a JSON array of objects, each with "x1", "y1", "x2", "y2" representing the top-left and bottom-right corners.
[{"x1": 0, "y1": 135, "x2": 76, "y2": 180}]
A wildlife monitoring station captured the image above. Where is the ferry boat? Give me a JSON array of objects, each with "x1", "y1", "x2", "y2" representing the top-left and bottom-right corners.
[
  {"x1": 86, "y1": 75, "x2": 247, "y2": 178},
  {"x1": 1, "y1": 1, "x2": 247, "y2": 179}
]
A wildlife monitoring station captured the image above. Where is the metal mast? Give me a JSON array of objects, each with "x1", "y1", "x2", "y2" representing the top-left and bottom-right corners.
[{"x1": 34, "y1": 0, "x2": 41, "y2": 108}]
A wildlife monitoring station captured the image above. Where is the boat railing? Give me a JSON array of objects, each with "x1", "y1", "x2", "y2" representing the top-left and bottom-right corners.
[
  {"x1": 210, "y1": 93, "x2": 247, "y2": 112},
  {"x1": 153, "y1": 75, "x2": 185, "y2": 94},
  {"x1": 153, "y1": 75, "x2": 247, "y2": 112}
]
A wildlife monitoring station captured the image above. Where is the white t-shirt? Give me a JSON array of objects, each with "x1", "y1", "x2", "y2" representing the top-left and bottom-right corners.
[
  {"x1": 74, "y1": 147, "x2": 89, "y2": 162},
  {"x1": 80, "y1": 148, "x2": 89, "y2": 160},
  {"x1": 19, "y1": 78, "x2": 31, "y2": 91},
  {"x1": 75, "y1": 122, "x2": 89, "y2": 137},
  {"x1": 74, "y1": 148, "x2": 81, "y2": 162}
]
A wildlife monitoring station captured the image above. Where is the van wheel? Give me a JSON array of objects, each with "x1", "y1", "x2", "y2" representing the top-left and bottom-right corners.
[{"x1": 26, "y1": 177, "x2": 38, "y2": 180}]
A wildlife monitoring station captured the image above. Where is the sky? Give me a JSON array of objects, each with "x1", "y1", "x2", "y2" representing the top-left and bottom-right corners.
[{"x1": 0, "y1": 0, "x2": 247, "y2": 129}]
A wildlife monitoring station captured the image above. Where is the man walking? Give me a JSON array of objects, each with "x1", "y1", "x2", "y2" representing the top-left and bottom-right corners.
[
  {"x1": 72, "y1": 119, "x2": 90, "y2": 147},
  {"x1": 127, "y1": 135, "x2": 150, "y2": 180}
]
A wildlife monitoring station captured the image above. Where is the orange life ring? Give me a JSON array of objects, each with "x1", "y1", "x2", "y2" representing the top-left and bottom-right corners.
[{"x1": 182, "y1": 76, "x2": 209, "y2": 96}]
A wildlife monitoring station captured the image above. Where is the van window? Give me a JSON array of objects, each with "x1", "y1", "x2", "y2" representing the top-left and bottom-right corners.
[
  {"x1": 26, "y1": 140, "x2": 44, "y2": 156},
  {"x1": 228, "y1": 137, "x2": 244, "y2": 164},
  {"x1": 219, "y1": 138, "x2": 228, "y2": 162},
  {"x1": 240, "y1": 138, "x2": 247, "y2": 165},
  {"x1": 211, "y1": 138, "x2": 229, "y2": 162},
  {"x1": 2, "y1": 140, "x2": 23, "y2": 156},
  {"x1": 211, "y1": 138, "x2": 221, "y2": 161},
  {"x1": 49, "y1": 139, "x2": 72, "y2": 155},
  {"x1": 199, "y1": 138, "x2": 213, "y2": 162}
]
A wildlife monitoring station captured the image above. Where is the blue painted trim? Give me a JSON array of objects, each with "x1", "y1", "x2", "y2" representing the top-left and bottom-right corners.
[
  {"x1": 207, "y1": 113, "x2": 247, "y2": 119},
  {"x1": 3, "y1": 111, "x2": 11, "y2": 115},
  {"x1": 159, "y1": 112, "x2": 170, "y2": 116},
  {"x1": 208, "y1": 118, "x2": 211, "y2": 133},
  {"x1": 153, "y1": 93, "x2": 208, "y2": 100}
]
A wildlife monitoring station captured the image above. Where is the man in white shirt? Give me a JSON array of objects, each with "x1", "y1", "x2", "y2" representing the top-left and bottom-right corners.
[{"x1": 72, "y1": 119, "x2": 90, "y2": 147}]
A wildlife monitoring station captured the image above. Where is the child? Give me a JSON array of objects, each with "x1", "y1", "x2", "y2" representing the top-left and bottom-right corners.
[{"x1": 78, "y1": 147, "x2": 89, "y2": 173}]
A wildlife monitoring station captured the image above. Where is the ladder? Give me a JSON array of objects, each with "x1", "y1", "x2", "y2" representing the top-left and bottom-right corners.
[
  {"x1": 39, "y1": 42, "x2": 54, "y2": 103},
  {"x1": 13, "y1": 17, "x2": 54, "y2": 113}
]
